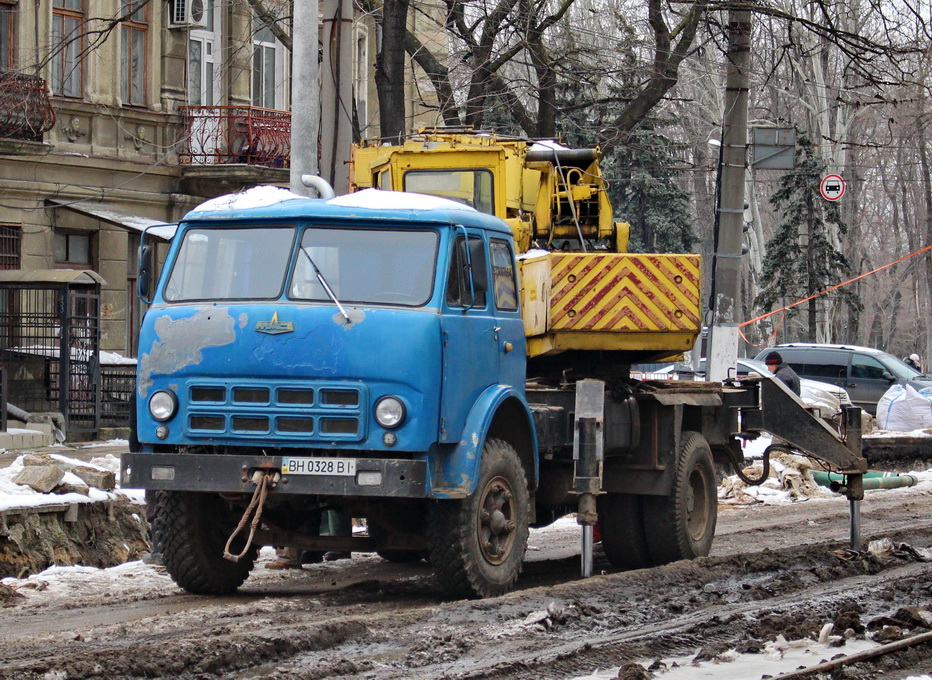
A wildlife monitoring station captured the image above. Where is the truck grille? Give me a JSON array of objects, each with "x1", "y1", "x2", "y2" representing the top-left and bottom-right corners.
[{"x1": 185, "y1": 382, "x2": 366, "y2": 441}]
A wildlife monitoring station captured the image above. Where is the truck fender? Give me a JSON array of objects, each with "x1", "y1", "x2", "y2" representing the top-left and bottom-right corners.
[{"x1": 430, "y1": 385, "x2": 538, "y2": 499}]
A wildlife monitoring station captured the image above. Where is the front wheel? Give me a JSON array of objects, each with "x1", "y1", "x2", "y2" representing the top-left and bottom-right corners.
[
  {"x1": 641, "y1": 431, "x2": 717, "y2": 565},
  {"x1": 158, "y1": 491, "x2": 258, "y2": 595},
  {"x1": 427, "y1": 439, "x2": 530, "y2": 598}
]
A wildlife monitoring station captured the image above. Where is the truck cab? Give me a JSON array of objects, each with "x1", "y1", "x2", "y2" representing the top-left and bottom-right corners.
[{"x1": 125, "y1": 187, "x2": 537, "y2": 598}]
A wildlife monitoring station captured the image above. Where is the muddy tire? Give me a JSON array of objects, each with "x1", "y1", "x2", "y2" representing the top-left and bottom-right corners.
[
  {"x1": 597, "y1": 493, "x2": 654, "y2": 570},
  {"x1": 426, "y1": 438, "x2": 529, "y2": 598},
  {"x1": 158, "y1": 491, "x2": 257, "y2": 595},
  {"x1": 641, "y1": 431, "x2": 717, "y2": 565}
]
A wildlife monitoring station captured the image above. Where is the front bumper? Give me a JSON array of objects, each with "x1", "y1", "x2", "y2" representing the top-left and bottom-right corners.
[{"x1": 121, "y1": 453, "x2": 429, "y2": 498}]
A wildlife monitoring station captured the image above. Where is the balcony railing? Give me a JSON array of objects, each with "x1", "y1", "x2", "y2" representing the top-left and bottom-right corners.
[
  {"x1": 0, "y1": 70, "x2": 56, "y2": 142},
  {"x1": 178, "y1": 106, "x2": 291, "y2": 168}
]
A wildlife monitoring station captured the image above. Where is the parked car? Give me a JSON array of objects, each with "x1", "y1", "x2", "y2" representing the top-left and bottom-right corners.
[
  {"x1": 694, "y1": 357, "x2": 852, "y2": 418},
  {"x1": 753, "y1": 343, "x2": 932, "y2": 415}
]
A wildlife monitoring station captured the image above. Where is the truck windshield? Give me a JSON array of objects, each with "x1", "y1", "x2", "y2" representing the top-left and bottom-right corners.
[
  {"x1": 164, "y1": 226, "x2": 295, "y2": 301},
  {"x1": 290, "y1": 227, "x2": 438, "y2": 306},
  {"x1": 403, "y1": 169, "x2": 494, "y2": 214}
]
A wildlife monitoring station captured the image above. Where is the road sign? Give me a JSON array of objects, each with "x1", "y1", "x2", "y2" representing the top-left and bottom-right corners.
[{"x1": 820, "y1": 174, "x2": 846, "y2": 201}]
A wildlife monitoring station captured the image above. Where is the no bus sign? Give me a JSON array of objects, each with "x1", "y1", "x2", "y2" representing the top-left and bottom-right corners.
[{"x1": 820, "y1": 174, "x2": 846, "y2": 201}]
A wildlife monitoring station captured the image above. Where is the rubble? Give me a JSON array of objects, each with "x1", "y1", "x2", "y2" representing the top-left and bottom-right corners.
[{"x1": 11, "y1": 453, "x2": 116, "y2": 496}]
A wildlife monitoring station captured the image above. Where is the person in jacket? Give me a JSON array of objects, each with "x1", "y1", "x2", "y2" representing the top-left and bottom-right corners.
[
  {"x1": 764, "y1": 351, "x2": 801, "y2": 395},
  {"x1": 905, "y1": 353, "x2": 922, "y2": 372}
]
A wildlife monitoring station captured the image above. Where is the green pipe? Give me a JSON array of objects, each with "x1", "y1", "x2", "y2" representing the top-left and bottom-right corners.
[{"x1": 811, "y1": 470, "x2": 918, "y2": 491}]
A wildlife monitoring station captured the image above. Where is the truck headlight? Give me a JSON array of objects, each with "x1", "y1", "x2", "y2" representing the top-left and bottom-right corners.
[
  {"x1": 374, "y1": 396, "x2": 406, "y2": 428},
  {"x1": 149, "y1": 390, "x2": 178, "y2": 422}
]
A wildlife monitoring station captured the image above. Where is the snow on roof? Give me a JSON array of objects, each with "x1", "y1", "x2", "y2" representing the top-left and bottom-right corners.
[
  {"x1": 327, "y1": 189, "x2": 478, "y2": 212},
  {"x1": 190, "y1": 186, "x2": 310, "y2": 213}
]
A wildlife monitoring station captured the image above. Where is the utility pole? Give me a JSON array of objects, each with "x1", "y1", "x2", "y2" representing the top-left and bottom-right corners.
[
  {"x1": 320, "y1": 0, "x2": 355, "y2": 195},
  {"x1": 290, "y1": 0, "x2": 321, "y2": 196},
  {"x1": 707, "y1": 9, "x2": 751, "y2": 382}
]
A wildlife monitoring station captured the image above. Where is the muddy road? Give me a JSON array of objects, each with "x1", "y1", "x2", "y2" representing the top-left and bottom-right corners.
[{"x1": 3, "y1": 484, "x2": 932, "y2": 680}]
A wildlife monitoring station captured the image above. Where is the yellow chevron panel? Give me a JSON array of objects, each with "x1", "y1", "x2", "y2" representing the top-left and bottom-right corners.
[
  {"x1": 520, "y1": 253, "x2": 701, "y2": 357},
  {"x1": 549, "y1": 253, "x2": 700, "y2": 332}
]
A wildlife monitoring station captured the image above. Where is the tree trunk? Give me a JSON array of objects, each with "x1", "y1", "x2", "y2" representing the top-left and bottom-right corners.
[{"x1": 375, "y1": 0, "x2": 410, "y2": 143}]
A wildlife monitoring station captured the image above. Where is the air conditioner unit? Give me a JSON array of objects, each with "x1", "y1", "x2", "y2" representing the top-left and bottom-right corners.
[{"x1": 171, "y1": 0, "x2": 207, "y2": 28}]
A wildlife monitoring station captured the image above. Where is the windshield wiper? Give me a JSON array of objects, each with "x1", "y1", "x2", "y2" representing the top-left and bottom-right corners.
[{"x1": 299, "y1": 246, "x2": 351, "y2": 324}]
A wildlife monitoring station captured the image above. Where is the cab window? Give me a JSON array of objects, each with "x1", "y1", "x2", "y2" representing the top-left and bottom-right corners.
[
  {"x1": 446, "y1": 235, "x2": 487, "y2": 308},
  {"x1": 404, "y1": 169, "x2": 494, "y2": 214},
  {"x1": 490, "y1": 238, "x2": 517, "y2": 311}
]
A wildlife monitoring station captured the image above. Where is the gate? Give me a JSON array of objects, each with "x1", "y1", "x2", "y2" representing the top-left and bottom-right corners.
[{"x1": 0, "y1": 271, "x2": 104, "y2": 438}]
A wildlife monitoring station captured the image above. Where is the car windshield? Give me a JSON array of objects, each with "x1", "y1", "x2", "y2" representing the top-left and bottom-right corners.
[
  {"x1": 165, "y1": 226, "x2": 296, "y2": 301},
  {"x1": 290, "y1": 227, "x2": 439, "y2": 306}
]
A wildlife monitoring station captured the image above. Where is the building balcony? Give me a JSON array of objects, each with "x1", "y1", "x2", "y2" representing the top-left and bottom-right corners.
[
  {"x1": 0, "y1": 70, "x2": 56, "y2": 146},
  {"x1": 178, "y1": 105, "x2": 292, "y2": 167},
  {"x1": 178, "y1": 105, "x2": 292, "y2": 196}
]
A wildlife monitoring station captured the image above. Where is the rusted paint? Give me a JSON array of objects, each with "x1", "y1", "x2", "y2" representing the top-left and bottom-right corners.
[
  {"x1": 138, "y1": 307, "x2": 236, "y2": 396},
  {"x1": 238, "y1": 313, "x2": 248, "y2": 329}
]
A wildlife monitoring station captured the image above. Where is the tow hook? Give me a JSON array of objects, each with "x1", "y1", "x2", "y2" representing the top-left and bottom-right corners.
[{"x1": 222, "y1": 469, "x2": 278, "y2": 562}]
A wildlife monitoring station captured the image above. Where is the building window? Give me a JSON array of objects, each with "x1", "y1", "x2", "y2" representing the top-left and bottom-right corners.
[
  {"x1": 252, "y1": 18, "x2": 276, "y2": 108},
  {"x1": 0, "y1": 2, "x2": 15, "y2": 70},
  {"x1": 51, "y1": 0, "x2": 84, "y2": 97},
  {"x1": 0, "y1": 224, "x2": 21, "y2": 269},
  {"x1": 54, "y1": 230, "x2": 92, "y2": 266},
  {"x1": 120, "y1": 0, "x2": 147, "y2": 105},
  {"x1": 252, "y1": 13, "x2": 287, "y2": 109}
]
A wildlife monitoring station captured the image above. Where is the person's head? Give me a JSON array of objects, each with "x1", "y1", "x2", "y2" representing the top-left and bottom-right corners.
[
  {"x1": 910, "y1": 353, "x2": 921, "y2": 363},
  {"x1": 764, "y1": 351, "x2": 783, "y2": 374}
]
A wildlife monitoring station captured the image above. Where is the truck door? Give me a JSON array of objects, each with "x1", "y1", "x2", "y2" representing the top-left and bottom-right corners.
[
  {"x1": 439, "y1": 232, "x2": 499, "y2": 443},
  {"x1": 488, "y1": 238, "x2": 525, "y2": 387}
]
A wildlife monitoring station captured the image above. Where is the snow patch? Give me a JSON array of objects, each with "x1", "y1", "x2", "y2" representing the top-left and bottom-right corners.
[
  {"x1": 190, "y1": 185, "x2": 310, "y2": 213},
  {"x1": 328, "y1": 188, "x2": 478, "y2": 212}
]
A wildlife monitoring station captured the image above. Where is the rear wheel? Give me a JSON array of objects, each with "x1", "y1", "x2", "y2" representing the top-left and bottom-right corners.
[
  {"x1": 641, "y1": 431, "x2": 717, "y2": 565},
  {"x1": 158, "y1": 491, "x2": 257, "y2": 595},
  {"x1": 427, "y1": 438, "x2": 529, "y2": 598},
  {"x1": 597, "y1": 493, "x2": 654, "y2": 570}
]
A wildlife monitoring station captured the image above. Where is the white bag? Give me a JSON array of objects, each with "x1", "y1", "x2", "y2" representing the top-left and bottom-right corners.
[{"x1": 877, "y1": 384, "x2": 932, "y2": 431}]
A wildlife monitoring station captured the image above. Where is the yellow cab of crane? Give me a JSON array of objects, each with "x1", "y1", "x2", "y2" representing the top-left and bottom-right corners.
[{"x1": 350, "y1": 128, "x2": 700, "y2": 360}]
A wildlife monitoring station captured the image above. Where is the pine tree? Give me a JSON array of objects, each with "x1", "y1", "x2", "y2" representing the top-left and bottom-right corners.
[{"x1": 755, "y1": 133, "x2": 859, "y2": 341}]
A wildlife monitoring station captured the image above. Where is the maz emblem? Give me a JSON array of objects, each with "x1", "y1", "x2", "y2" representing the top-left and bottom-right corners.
[{"x1": 255, "y1": 311, "x2": 294, "y2": 335}]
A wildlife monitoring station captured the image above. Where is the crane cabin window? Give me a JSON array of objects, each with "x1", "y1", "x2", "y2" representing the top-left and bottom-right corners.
[{"x1": 403, "y1": 169, "x2": 493, "y2": 214}]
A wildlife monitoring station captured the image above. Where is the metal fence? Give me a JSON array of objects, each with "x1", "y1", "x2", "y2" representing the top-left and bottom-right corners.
[
  {"x1": 100, "y1": 364, "x2": 135, "y2": 427},
  {"x1": 178, "y1": 105, "x2": 291, "y2": 168},
  {"x1": 0, "y1": 274, "x2": 102, "y2": 437}
]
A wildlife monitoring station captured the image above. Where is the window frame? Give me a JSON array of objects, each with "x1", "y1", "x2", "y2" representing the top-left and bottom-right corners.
[
  {"x1": 0, "y1": 223, "x2": 21, "y2": 270},
  {"x1": 0, "y1": 1, "x2": 15, "y2": 71},
  {"x1": 51, "y1": 0, "x2": 85, "y2": 98},
  {"x1": 120, "y1": 0, "x2": 148, "y2": 106},
  {"x1": 53, "y1": 229, "x2": 94, "y2": 268}
]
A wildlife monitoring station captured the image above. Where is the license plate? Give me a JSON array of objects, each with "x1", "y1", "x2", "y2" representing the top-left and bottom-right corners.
[{"x1": 281, "y1": 457, "x2": 357, "y2": 476}]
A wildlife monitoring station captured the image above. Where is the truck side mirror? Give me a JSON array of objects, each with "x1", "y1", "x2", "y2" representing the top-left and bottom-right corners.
[
  {"x1": 468, "y1": 239, "x2": 489, "y2": 294},
  {"x1": 138, "y1": 244, "x2": 153, "y2": 303}
]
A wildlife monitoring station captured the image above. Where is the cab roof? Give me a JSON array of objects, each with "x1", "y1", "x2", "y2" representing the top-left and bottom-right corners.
[{"x1": 182, "y1": 187, "x2": 513, "y2": 236}]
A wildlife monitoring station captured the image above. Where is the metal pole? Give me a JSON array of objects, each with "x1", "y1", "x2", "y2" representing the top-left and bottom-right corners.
[
  {"x1": 707, "y1": 9, "x2": 751, "y2": 382},
  {"x1": 290, "y1": 0, "x2": 321, "y2": 195},
  {"x1": 849, "y1": 498, "x2": 861, "y2": 552},
  {"x1": 581, "y1": 524, "x2": 594, "y2": 578},
  {"x1": 320, "y1": 0, "x2": 355, "y2": 195}
]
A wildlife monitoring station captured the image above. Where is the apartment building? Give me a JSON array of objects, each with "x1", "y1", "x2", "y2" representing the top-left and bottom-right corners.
[{"x1": 0, "y1": 0, "x2": 427, "y2": 436}]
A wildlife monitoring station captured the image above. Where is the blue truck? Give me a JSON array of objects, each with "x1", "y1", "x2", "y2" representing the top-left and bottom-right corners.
[{"x1": 122, "y1": 179, "x2": 866, "y2": 599}]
